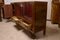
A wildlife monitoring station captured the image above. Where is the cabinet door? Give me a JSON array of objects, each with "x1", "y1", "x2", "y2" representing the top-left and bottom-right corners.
[{"x1": 3, "y1": 5, "x2": 13, "y2": 19}]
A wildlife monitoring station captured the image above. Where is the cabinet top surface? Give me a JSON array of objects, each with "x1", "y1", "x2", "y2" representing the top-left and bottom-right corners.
[{"x1": 11, "y1": 1, "x2": 47, "y2": 4}]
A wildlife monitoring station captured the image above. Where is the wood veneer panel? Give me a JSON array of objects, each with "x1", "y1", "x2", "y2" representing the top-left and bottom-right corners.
[{"x1": 3, "y1": 5, "x2": 13, "y2": 19}]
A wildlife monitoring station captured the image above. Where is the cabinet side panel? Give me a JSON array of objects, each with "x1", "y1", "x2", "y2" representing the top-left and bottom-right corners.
[{"x1": 35, "y1": 2, "x2": 47, "y2": 32}]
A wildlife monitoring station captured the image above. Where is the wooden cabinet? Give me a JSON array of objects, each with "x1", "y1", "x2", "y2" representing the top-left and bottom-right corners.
[
  {"x1": 51, "y1": 0, "x2": 60, "y2": 24},
  {"x1": 51, "y1": 0, "x2": 60, "y2": 28},
  {"x1": 51, "y1": 3, "x2": 60, "y2": 24},
  {"x1": 3, "y1": 5, "x2": 13, "y2": 19},
  {"x1": 0, "y1": 0, "x2": 4, "y2": 21},
  {"x1": 11, "y1": 1, "x2": 47, "y2": 38}
]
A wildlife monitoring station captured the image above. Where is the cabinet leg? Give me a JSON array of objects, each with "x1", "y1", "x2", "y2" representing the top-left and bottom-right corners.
[
  {"x1": 0, "y1": 18, "x2": 2, "y2": 22},
  {"x1": 58, "y1": 24, "x2": 60, "y2": 28},
  {"x1": 43, "y1": 28, "x2": 46, "y2": 36},
  {"x1": 23, "y1": 30, "x2": 36, "y2": 39},
  {"x1": 43, "y1": 30, "x2": 45, "y2": 36}
]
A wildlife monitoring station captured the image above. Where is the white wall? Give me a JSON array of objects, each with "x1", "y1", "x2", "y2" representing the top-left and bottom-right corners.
[
  {"x1": 12, "y1": 0, "x2": 48, "y2": 2},
  {"x1": 4, "y1": 0, "x2": 12, "y2": 4},
  {"x1": 47, "y1": 0, "x2": 52, "y2": 20},
  {"x1": 4, "y1": 0, "x2": 52, "y2": 20}
]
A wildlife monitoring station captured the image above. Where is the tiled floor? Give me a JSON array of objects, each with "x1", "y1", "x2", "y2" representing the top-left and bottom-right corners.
[{"x1": 0, "y1": 19, "x2": 60, "y2": 40}]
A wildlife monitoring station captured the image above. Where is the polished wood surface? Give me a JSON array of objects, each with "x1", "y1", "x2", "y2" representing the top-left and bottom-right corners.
[
  {"x1": 51, "y1": 0, "x2": 60, "y2": 28},
  {"x1": 0, "y1": 0, "x2": 4, "y2": 6},
  {"x1": 11, "y1": 1, "x2": 47, "y2": 38},
  {"x1": 51, "y1": 0, "x2": 60, "y2": 24},
  {"x1": 3, "y1": 5, "x2": 13, "y2": 19},
  {"x1": 0, "y1": 0, "x2": 4, "y2": 21}
]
